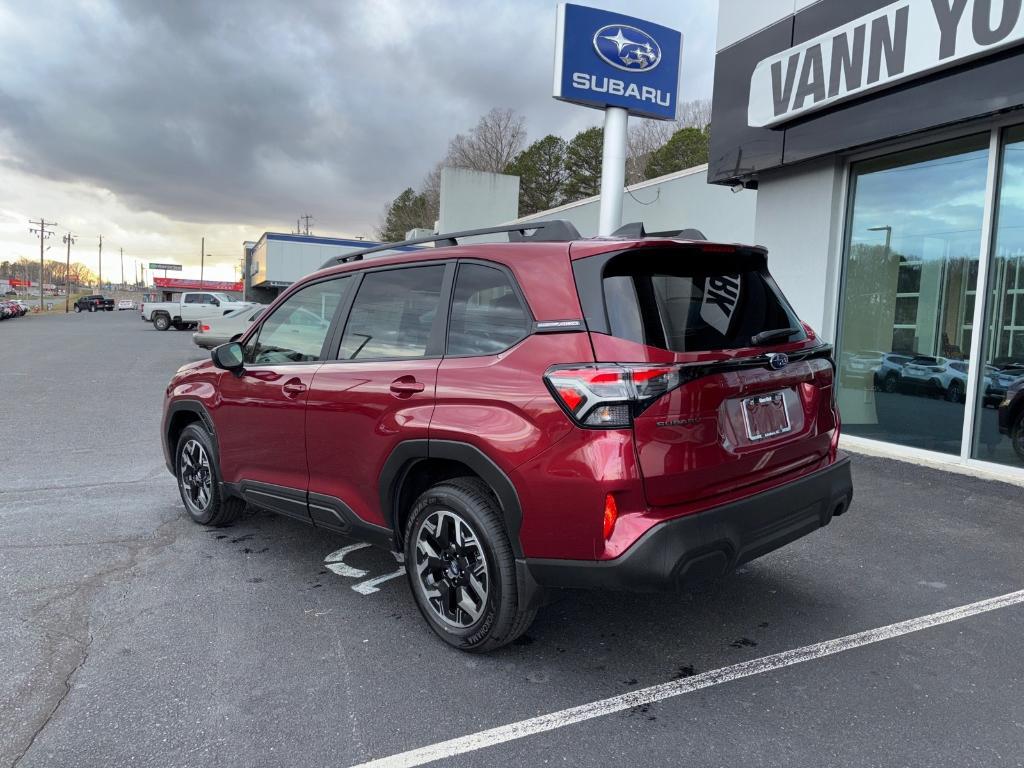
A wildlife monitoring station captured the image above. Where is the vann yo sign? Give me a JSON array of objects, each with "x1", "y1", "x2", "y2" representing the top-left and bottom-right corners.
[{"x1": 748, "y1": 0, "x2": 1024, "y2": 128}]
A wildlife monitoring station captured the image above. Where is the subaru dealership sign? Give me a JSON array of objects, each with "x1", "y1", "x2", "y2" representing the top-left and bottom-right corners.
[{"x1": 553, "y1": 4, "x2": 682, "y2": 120}]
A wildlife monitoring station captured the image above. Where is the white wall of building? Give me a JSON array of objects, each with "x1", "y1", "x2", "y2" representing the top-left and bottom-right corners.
[
  {"x1": 439, "y1": 168, "x2": 520, "y2": 235},
  {"x1": 516, "y1": 164, "x2": 758, "y2": 243},
  {"x1": 752, "y1": 157, "x2": 847, "y2": 340}
]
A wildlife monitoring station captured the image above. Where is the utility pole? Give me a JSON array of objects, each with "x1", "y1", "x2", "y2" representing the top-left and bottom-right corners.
[
  {"x1": 120, "y1": 247, "x2": 124, "y2": 288},
  {"x1": 97, "y1": 235, "x2": 103, "y2": 290},
  {"x1": 63, "y1": 231, "x2": 76, "y2": 313},
  {"x1": 200, "y1": 236, "x2": 205, "y2": 289},
  {"x1": 29, "y1": 218, "x2": 57, "y2": 312},
  {"x1": 300, "y1": 214, "x2": 313, "y2": 236}
]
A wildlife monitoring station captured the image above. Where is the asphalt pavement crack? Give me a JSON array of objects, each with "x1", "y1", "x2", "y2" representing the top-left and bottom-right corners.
[{"x1": 9, "y1": 632, "x2": 94, "y2": 768}]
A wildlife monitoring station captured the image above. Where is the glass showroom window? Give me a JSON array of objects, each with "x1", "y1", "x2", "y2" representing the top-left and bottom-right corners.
[
  {"x1": 972, "y1": 125, "x2": 1024, "y2": 468},
  {"x1": 836, "y1": 135, "x2": 990, "y2": 455}
]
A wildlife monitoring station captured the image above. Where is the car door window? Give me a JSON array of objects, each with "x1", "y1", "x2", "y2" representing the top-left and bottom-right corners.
[
  {"x1": 447, "y1": 263, "x2": 530, "y2": 355},
  {"x1": 184, "y1": 294, "x2": 202, "y2": 304},
  {"x1": 338, "y1": 266, "x2": 445, "y2": 360},
  {"x1": 246, "y1": 278, "x2": 350, "y2": 364}
]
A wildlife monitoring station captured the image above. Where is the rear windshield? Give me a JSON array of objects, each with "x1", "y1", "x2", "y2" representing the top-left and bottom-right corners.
[{"x1": 600, "y1": 251, "x2": 805, "y2": 353}]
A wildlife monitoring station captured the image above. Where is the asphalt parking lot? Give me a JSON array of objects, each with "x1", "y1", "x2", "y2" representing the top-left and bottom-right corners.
[{"x1": 2, "y1": 311, "x2": 1023, "y2": 768}]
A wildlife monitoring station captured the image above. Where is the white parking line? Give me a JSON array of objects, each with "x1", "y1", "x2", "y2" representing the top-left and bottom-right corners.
[{"x1": 349, "y1": 588, "x2": 1024, "y2": 768}]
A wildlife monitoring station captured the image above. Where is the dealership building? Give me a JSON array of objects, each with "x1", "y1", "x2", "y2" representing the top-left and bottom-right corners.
[{"x1": 700, "y1": 0, "x2": 1024, "y2": 480}]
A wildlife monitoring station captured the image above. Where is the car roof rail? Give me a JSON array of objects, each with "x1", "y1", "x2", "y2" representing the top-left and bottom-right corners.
[{"x1": 322, "y1": 219, "x2": 582, "y2": 268}]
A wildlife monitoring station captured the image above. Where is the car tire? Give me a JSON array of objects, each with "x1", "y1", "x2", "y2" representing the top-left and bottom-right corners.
[
  {"x1": 1012, "y1": 414, "x2": 1024, "y2": 462},
  {"x1": 153, "y1": 314, "x2": 170, "y2": 331},
  {"x1": 172, "y1": 320, "x2": 186, "y2": 330},
  {"x1": 946, "y1": 380, "x2": 965, "y2": 403},
  {"x1": 404, "y1": 477, "x2": 536, "y2": 652},
  {"x1": 88, "y1": 305, "x2": 95, "y2": 312},
  {"x1": 174, "y1": 423, "x2": 244, "y2": 526},
  {"x1": 74, "y1": 305, "x2": 81, "y2": 313},
  {"x1": 883, "y1": 372, "x2": 899, "y2": 393}
]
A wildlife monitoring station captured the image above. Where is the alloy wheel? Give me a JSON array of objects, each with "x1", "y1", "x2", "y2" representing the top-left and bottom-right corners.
[
  {"x1": 413, "y1": 509, "x2": 490, "y2": 628},
  {"x1": 179, "y1": 439, "x2": 213, "y2": 513}
]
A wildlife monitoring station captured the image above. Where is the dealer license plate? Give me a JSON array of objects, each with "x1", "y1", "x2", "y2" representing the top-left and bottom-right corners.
[{"x1": 741, "y1": 391, "x2": 792, "y2": 441}]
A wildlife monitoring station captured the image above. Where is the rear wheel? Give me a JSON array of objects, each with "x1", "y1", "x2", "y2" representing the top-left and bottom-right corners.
[
  {"x1": 404, "y1": 478, "x2": 535, "y2": 652},
  {"x1": 74, "y1": 305, "x2": 81, "y2": 313},
  {"x1": 882, "y1": 372, "x2": 899, "y2": 393},
  {"x1": 153, "y1": 314, "x2": 170, "y2": 331},
  {"x1": 175, "y1": 423, "x2": 243, "y2": 526}
]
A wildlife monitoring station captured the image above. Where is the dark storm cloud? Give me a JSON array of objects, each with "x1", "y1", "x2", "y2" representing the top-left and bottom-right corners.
[{"x1": 0, "y1": 0, "x2": 714, "y2": 232}]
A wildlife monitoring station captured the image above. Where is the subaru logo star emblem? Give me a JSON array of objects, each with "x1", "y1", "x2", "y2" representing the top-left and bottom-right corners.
[
  {"x1": 593, "y1": 24, "x2": 662, "y2": 72},
  {"x1": 768, "y1": 353, "x2": 790, "y2": 371}
]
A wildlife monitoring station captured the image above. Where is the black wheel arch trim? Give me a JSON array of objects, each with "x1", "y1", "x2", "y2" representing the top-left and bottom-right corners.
[
  {"x1": 379, "y1": 439, "x2": 525, "y2": 557},
  {"x1": 164, "y1": 399, "x2": 218, "y2": 475}
]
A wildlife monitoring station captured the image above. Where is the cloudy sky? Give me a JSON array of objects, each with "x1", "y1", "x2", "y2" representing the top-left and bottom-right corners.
[{"x1": 0, "y1": 0, "x2": 718, "y2": 281}]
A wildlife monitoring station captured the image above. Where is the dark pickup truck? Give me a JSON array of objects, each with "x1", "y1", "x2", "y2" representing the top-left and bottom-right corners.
[{"x1": 74, "y1": 295, "x2": 115, "y2": 313}]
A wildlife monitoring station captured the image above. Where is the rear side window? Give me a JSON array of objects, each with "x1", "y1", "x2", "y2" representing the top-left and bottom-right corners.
[
  {"x1": 447, "y1": 264, "x2": 530, "y2": 356},
  {"x1": 338, "y1": 265, "x2": 445, "y2": 360},
  {"x1": 601, "y1": 251, "x2": 805, "y2": 352}
]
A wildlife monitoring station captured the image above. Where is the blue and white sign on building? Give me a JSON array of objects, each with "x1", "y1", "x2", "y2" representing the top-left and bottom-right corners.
[{"x1": 553, "y1": 3, "x2": 683, "y2": 120}]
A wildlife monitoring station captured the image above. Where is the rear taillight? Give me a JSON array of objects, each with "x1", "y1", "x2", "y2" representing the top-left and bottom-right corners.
[
  {"x1": 544, "y1": 364, "x2": 684, "y2": 428},
  {"x1": 603, "y1": 494, "x2": 618, "y2": 539},
  {"x1": 199, "y1": 324, "x2": 211, "y2": 331}
]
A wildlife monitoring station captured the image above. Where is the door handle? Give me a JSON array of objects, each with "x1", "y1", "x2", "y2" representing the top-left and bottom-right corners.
[
  {"x1": 282, "y1": 378, "x2": 308, "y2": 398},
  {"x1": 390, "y1": 377, "x2": 425, "y2": 396}
]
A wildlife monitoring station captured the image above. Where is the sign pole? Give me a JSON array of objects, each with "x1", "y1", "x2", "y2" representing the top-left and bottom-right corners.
[{"x1": 597, "y1": 106, "x2": 628, "y2": 236}]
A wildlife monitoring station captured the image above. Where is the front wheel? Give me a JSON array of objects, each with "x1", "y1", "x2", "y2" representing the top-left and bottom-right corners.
[
  {"x1": 1012, "y1": 414, "x2": 1024, "y2": 462},
  {"x1": 404, "y1": 478, "x2": 536, "y2": 652},
  {"x1": 74, "y1": 305, "x2": 81, "y2": 313},
  {"x1": 175, "y1": 423, "x2": 244, "y2": 526},
  {"x1": 945, "y1": 380, "x2": 965, "y2": 403},
  {"x1": 153, "y1": 314, "x2": 170, "y2": 331}
]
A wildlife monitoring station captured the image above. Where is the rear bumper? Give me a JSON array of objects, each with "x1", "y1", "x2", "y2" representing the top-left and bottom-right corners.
[{"x1": 526, "y1": 456, "x2": 853, "y2": 593}]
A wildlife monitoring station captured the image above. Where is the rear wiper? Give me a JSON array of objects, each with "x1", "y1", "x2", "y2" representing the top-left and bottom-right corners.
[{"x1": 751, "y1": 327, "x2": 799, "y2": 345}]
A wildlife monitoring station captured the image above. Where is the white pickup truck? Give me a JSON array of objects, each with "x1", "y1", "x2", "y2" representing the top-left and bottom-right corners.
[{"x1": 142, "y1": 291, "x2": 254, "y2": 331}]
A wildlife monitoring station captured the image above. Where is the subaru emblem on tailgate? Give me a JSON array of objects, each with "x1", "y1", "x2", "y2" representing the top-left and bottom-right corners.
[
  {"x1": 768, "y1": 353, "x2": 789, "y2": 370},
  {"x1": 593, "y1": 24, "x2": 662, "y2": 72}
]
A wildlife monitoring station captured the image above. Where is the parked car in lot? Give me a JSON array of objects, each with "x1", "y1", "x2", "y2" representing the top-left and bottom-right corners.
[
  {"x1": 117, "y1": 299, "x2": 138, "y2": 311},
  {"x1": 191, "y1": 304, "x2": 267, "y2": 349},
  {"x1": 144, "y1": 291, "x2": 252, "y2": 331},
  {"x1": 162, "y1": 221, "x2": 852, "y2": 651},
  {"x1": 896, "y1": 356, "x2": 970, "y2": 402},
  {"x1": 998, "y1": 377, "x2": 1024, "y2": 460},
  {"x1": 0, "y1": 300, "x2": 23, "y2": 319},
  {"x1": 74, "y1": 294, "x2": 114, "y2": 313}
]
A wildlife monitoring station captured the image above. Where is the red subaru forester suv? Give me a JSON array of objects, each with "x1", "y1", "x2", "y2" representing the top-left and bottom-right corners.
[{"x1": 162, "y1": 221, "x2": 852, "y2": 651}]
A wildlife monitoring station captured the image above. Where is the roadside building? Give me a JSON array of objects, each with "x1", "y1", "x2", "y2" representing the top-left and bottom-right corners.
[{"x1": 244, "y1": 233, "x2": 381, "y2": 303}]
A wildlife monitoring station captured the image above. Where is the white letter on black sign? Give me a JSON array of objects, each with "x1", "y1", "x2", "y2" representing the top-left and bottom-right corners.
[
  {"x1": 868, "y1": 5, "x2": 909, "y2": 84},
  {"x1": 931, "y1": 0, "x2": 969, "y2": 59},
  {"x1": 973, "y1": 0, "x2": 1022, "y2": 45}
]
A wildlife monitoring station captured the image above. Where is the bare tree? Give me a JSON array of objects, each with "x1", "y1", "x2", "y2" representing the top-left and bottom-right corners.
[
  {"x1": 678, "y1": 97, "x2": 713, "y2": 130},
  {"x1": 626, "y1": 119, "x2": 676, "y2": 184},
  {"x1": 445, "y1": 107, "x2": 527, "y2": 173},
  {"x1": 420, "y1": 161, "x2": 442, "y2": 224}
]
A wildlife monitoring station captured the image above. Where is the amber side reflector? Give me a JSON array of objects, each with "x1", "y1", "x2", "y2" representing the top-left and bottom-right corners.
[{"x1": 603, "y1": 494, "x2": 618, "y2": 540}]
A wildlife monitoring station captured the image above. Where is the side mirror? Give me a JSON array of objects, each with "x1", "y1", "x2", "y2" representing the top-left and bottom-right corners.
[
  {"x1": 211, "y1": 297, "x2": 220, "y2": 306},
  {"x1": 211, "y1": 342, "x2": 245, "y2": 374}
]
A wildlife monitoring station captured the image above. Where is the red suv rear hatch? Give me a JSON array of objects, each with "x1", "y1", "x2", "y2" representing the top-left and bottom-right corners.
[{"x1": 569, "y1": 242, "x2": 837, "y2": 508}]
